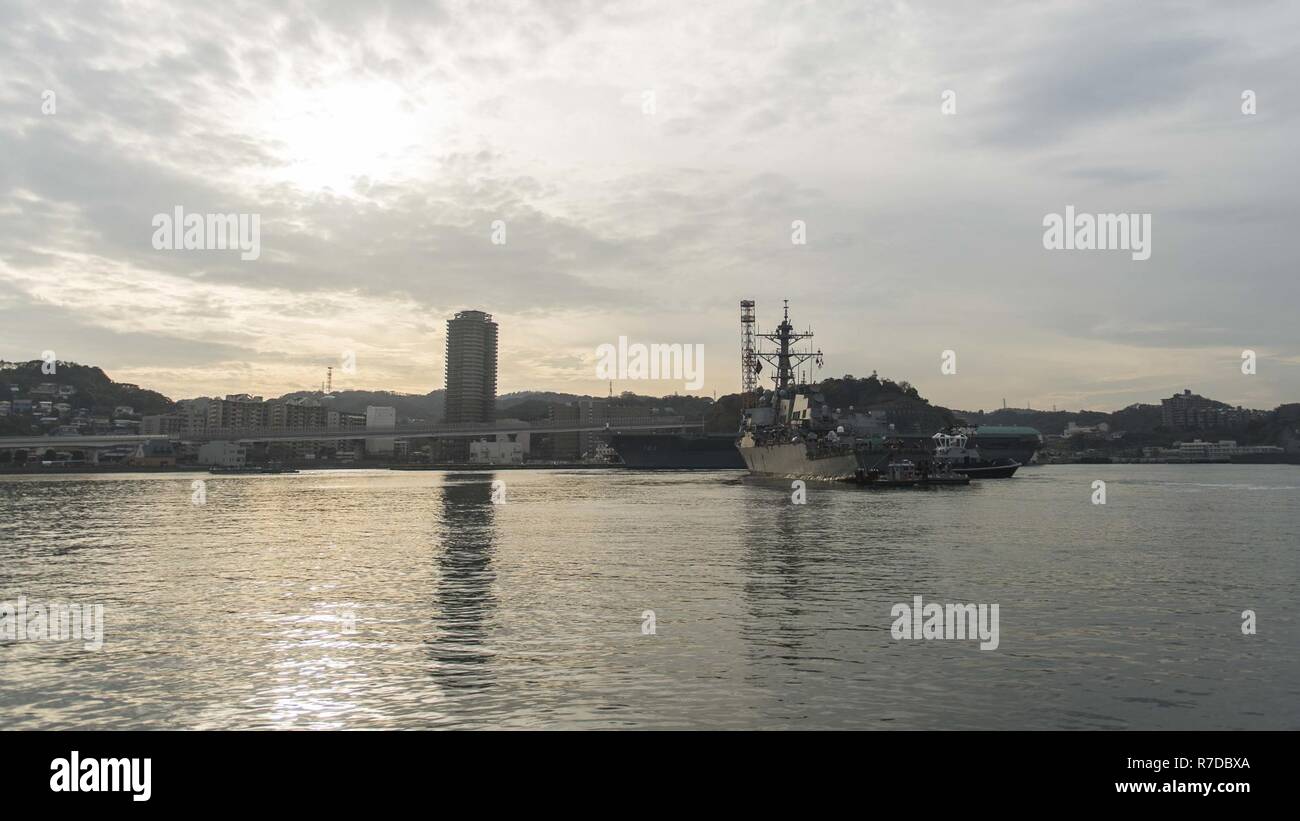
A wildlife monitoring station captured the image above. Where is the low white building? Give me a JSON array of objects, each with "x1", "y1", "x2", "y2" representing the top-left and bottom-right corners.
[
  {"x1": 469, "y1": 439, "x2": 524, "y2": 465},
  {"x1": 1145, "y1": 439, "x2": 1287, "y2": 461},
  {"x1": 1064, "y1": 421, "x2": 1110, "y2": 437},
  {"x1": 583, "y1": 441, "x2": 619, "y2": 464},
  {"x1": 197, "y1": 441, "x2": 247, "y2": 467},
  {"x1": 494, "y1": 418, "x2": 531, "y2": 455}
]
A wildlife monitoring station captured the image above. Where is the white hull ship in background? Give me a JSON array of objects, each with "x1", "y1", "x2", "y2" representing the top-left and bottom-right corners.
[{"x1": 736, "y1": 301, "x2": 943, "y2": 483}]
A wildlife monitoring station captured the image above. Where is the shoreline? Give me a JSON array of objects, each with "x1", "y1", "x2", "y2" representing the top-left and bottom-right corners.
[
  {"x1": 1, "y1": 459, "x2": 1298, "y2": 477},
  {"x1": 0, "y1": 462, "x2": 627, "y2": 476}
]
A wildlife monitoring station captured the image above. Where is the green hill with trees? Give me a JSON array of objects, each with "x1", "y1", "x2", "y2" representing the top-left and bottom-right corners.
[{"x1": 0, "y1": 360, "x2": 173, "y2": 435}]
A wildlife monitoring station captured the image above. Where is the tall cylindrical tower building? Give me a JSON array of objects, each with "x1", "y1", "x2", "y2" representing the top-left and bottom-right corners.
[{"x1": 444, "y1": 310, "x2": 498, "y2": 424}]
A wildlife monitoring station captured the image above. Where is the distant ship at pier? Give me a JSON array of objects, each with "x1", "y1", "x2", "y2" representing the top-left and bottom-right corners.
[{"x1": 608, "y1": 432, "x2": 745, "y2": 469}]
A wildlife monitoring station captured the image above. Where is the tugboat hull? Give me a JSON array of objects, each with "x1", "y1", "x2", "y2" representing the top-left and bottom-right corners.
[{"x1": 951, "y1": 459, "x2": 1020, "y2": 479}]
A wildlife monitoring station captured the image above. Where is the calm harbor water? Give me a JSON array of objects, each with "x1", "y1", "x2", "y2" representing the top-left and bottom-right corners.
[{"x1": 1, "y1": 464, "x2": 1297, "y2": 730}]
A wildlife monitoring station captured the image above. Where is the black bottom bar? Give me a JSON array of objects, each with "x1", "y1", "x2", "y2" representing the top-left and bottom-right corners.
[{"x1": 8, "y1": 730, "x2": 1286, "y2": 808}]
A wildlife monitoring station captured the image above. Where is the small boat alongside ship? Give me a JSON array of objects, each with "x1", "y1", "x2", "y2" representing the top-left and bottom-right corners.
[
  {"x1": 854, "y1": 459, "x2": 971, "y2": 488},
  {"x1": 931, "y1": 431, "x2": 1021, "y2": 478}
]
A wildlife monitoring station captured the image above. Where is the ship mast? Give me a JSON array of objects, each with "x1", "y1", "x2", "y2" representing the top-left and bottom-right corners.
[
  {"x1": 740, "y1": 300, "x2": 757, "y2": 406},
  {"x1": 756, "y1": 300, "x2": 822, "y2": 391}
]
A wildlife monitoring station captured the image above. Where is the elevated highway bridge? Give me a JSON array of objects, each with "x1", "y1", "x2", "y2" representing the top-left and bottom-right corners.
[{"x1": 0, "y1": 417, "x2": 703, "y2": 451}]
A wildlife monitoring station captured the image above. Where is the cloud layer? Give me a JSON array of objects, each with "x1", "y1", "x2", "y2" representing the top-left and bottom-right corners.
[{"x1": 2, "y1": 0, "x2": 1297, "y2": 410}]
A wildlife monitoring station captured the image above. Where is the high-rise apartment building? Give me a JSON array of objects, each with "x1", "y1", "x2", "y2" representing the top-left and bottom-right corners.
[
  {"x1": 206, "y1": 394, "x2": 268, "y2": 432},
  {"x1": 444, "y1": 310, "x2": 498, "y2": 424}
]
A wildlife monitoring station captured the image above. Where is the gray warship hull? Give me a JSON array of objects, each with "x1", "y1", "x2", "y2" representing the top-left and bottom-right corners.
[{"x1": 737, "y1": 441, "x2": 895, "y2": 480}]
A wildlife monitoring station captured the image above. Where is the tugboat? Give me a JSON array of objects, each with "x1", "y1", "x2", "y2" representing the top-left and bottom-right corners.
[
  {"x1": 914, "y1": 456, "x2": 971, "y2": 486},
  {"x1": 931, "y1": 431, "x2": 1020, "y2": 478},
  {"x1": 855, "y1": 460, "x2": 919, "y2": 488},
  {"x1": 736, "y1": 301, "x2": 932, "y2": 481}
]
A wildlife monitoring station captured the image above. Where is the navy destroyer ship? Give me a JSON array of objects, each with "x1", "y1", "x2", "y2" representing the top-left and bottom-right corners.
[{"x1": 736, "y1": 302, "x2": 931, "y2": 480}]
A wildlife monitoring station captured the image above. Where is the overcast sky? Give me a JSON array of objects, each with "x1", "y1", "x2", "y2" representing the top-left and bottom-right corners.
[{"x1": 1, "y1": 0, "x2": 1296, "y2": 411}]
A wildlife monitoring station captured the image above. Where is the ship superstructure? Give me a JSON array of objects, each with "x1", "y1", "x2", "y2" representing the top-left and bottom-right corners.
[{"x1": 735, "y1": 301, "x2": 927, "y2": 480}]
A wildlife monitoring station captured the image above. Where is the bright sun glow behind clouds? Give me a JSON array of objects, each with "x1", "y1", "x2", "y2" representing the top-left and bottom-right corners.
[{"x1": 251, "y1": 79, "x2": 444, "y2": 193}]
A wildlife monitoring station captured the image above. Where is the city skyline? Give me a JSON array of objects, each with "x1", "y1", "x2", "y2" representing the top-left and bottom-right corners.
[
  {"x1": 2, "y1": 1, "x2": 1297, "y2": 412},
  {"x1": 3, "y1": 352, "x2": 1287, "y2": 422}
]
